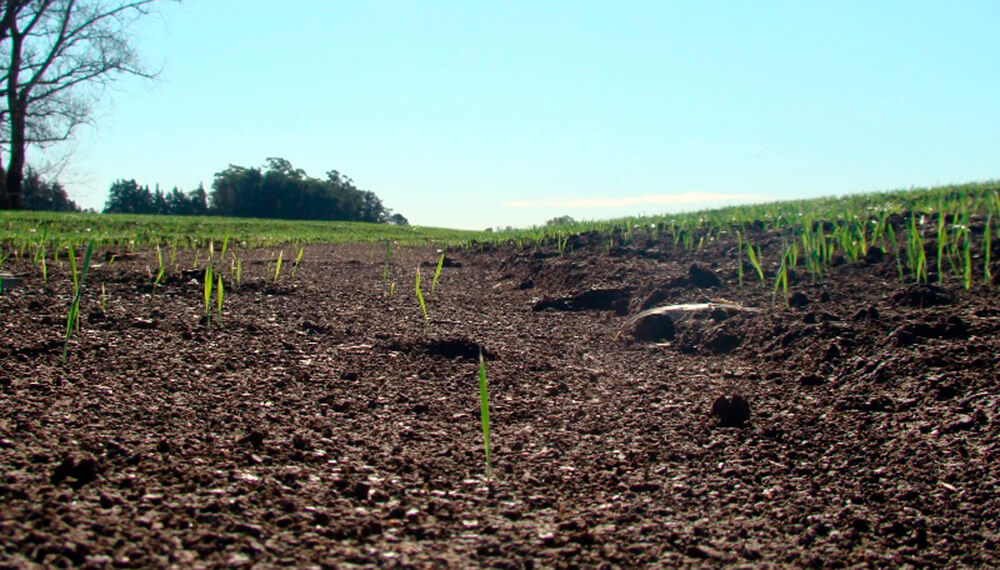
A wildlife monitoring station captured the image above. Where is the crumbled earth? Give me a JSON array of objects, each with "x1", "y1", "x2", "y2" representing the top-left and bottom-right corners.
[{"x1": 1, "y1": 229, "x2": 999, "y2": 568}]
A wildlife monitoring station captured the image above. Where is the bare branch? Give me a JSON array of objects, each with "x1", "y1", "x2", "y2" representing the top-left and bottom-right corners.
[{"x1": 0, "y1": 0, "x2": 170, "y2": 208}]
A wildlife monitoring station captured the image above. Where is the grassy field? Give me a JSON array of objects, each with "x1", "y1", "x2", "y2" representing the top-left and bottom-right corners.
[
  {"x1": 2, "y1": 181, "x2": 998, "y2": 295},
  {"x1": 0, "y1": 211, "x2": 497, "y2": 249}
]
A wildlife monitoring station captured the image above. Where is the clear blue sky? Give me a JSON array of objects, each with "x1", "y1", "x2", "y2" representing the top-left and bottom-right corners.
[{"x1": 51, "y1": 1, "x2": 999, "y2": 230}]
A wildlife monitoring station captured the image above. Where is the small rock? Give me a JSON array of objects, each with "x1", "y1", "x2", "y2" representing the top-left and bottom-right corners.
[
  {"x1": 239, "y1": 430, "x2": 268, "y2": 448},
  {"x1": 711, "y1": 394, "x2": 751, "y2": 427},
  {"x1": 630, "y1": 313, "x2": 676, "y2": 342},
  {"x1": 799, "y1": 373, "x2": 825, "y2": 386},
  {"x1": 864, "y1": 247, "x2": 885, "y2": 264},
  {"x1": 788, "y1": 292, "x2": 809, "y2": 308},
  {"x1": 944, "y1": 414, "x2": 977, "y2": 433},
  {"x1": 50, "y1": 453, "x2": 99, "y2": 489},
  {"x1": 231, "y1": 523, "x2": 263, "y2": 538},
  {"x1": 689, "y1": 264, "x2": 722, "y2": 288}
]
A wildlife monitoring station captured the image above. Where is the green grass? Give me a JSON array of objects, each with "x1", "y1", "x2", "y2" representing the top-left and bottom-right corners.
[
  {"x1": 0, "y1": 211, "x2": 499, "y2": 249},
  {"x1": 2, "y1": 180, "x2": 998, "y2": 297}
]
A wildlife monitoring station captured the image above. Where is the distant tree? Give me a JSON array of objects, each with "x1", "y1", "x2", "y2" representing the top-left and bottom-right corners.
[
  {"x1": 188, "y1": 183, "x2": 208, "y2": 215},
  {"x1": 103, "y1": 179, "x2": 153, "y2": 214},
  {"x1": 546, "y1": 215, "x2": 576, "y2": 226},
  {"x1": 152, "y1": 185, "x2": 167, "y2": 214},
  {"x1": 21, "y1": 168, "x2": 79, "y2": 211},
  {"x1": 388, "y1": 213, "x2": 409, "y2": 226},
  {"x1": 164, "y1": 186, "x2": 191, "y2": 214},
  {"x1": 0, "y1": 0, "x2": 170, "y2": 210},
  {"x1": 210, "y1": 159, "x2": 398, "y2": 223}
]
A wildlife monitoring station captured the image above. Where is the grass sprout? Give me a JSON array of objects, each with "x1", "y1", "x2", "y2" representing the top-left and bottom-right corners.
[
  {"x1": 217, "y1": 273, "x2": 224, "y2": 320},
  {"x1": 431, "y1": 251, "x2": 445, "y2": 295},
  {"x1": 746, "y1": 241, "x2": 765, "y2": 283},
  {"x1": 153, "y1": 245, "x2": 166, "y2": 288},
  {"x1": 204, "y1": 262, "x2": 214, "y2": 325},
  {"x1": 415, "y1": 266, "x2": 429, "y2": 325},
  {"x1": 274, "y1": 250, "x2": 284, "y2": 283},
  {"x1": 291, "y1": 246, "x2": 305, "y2": 282},
  {"x1": 62, "y1": 242, "x2": 94, "y2": 362},
  {"x1": 478, "y1": 346, "x2": 492, "y2": 480}
]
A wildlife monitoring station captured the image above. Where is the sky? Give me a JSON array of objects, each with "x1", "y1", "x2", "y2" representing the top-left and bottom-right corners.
[{"x1": 45, "y1": 1, "x2": 1000, "y2": 230}]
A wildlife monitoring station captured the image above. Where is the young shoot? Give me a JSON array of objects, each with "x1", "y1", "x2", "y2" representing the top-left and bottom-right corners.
[
  {"x1": 478, "y1": 346, "x2": 492, "y2": 480},
  {"x1": 273, "y1": 250, "x2": 283, "y2": 283},
  {"x1": 63, "y1": 242, "x2": 94, "y2": 362},
  {"x1": 431, "y1": 251, "x2": 445, "y2": 295},
  {"x1": 153, "y1": 245, "x2": 166, "y2": 288},
  {"x1": 291, "y1": 246, "x2": 305, "y2": 282},
  {"x1": 747, "y1": 242, "x2": 765, "y2": 283},
  {"x1": 204, "y1": 262, "x2": 214, "y2": 325},
  {"x1": 985, "y1": 213, "x2": 993, "y2": 284},
  {"x1": 415, "y1": 266, "x2": 429, "y2": 325},
  {"x1": 217, "y1": 274, "x2": 225, "y2": 320}
]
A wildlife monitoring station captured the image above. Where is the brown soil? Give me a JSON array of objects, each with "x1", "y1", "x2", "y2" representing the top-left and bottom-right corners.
[{"x1": 2, "y1": 232, "x2": 999, "y2": 568}]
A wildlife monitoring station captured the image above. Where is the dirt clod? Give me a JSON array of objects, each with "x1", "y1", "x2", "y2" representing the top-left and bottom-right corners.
[
  {"x1": 689, "y1": 264, "x2": 722, "y2": 288},
  {"x1": 711, "y1": 393, "x2": 751, "y2": 427},
  {"x1": 629, "y1": 313, "x2": 676, "y2": 342}
]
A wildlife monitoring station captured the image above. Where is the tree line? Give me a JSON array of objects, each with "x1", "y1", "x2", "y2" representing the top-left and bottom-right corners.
[{"x1": 103, "y1": 158, "x2": 408, "y2": 224}]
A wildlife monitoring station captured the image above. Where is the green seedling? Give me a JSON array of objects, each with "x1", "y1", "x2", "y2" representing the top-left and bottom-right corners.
[
  {"x1": 63, "y1": 242, "x2": 94, "y2": 362},
  {"x1": 886, "y1": 223, "x2": 904, "y2": 283},
  {"x1": 736, "y1": 231, "x2": 744, "y2": 288},
  {"x1": 169, "y1": 240, "x2": 178, "y2": 271},
  {"x1": 773, "y1": 249, "x2": 790, "y2": 307},
  {"x1": 291, "y1": 246, "x2": 305, "y2": 281},
  {"x1": 273, "y1": 250, "x2": 283, "y2": 283},
  {"x1": 204, "y1": 262, "x2": 214, "y2": 325},
  {"x1": 217, "y1": 274, "x2": 224, "y2": 320},
  {"x1": 415, "y1": 266, "x2": 429, "y2": 325},
  {"x1": 747, "y1": 242, "x2": 765, "y2": 283},
  {"x1": 153, "y1": 245, "x2": 165, "y2": 288},
  {"x1": 431, "y1": 252, "x2": 445, "y2": 295},
  {"x1": 963, "y1": 232, "x2": 972, "y2": 290},
  {"x1": 68, "y1": 243, "x2": 79, "y2": 292},
  {"x1": 219, "y1": 232, "x2": 230, "y2": 262},
  {"x1": 936, "y1": 203, "x2": 947, "y2": 283},
  {"x1": 985, "y1": 213, "x2": 993, "y2": 283},
  {"x1": 478, "y1": 346, "x2": 492, "y2": 480}
]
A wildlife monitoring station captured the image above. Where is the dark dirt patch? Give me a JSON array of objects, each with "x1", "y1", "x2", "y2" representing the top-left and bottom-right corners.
[
  {"x1": 2, "y1": 236, "x2": 999, "y2": 567},
  {"x1": 533, "y1": 286, "x2": 632, "y2": 314}
]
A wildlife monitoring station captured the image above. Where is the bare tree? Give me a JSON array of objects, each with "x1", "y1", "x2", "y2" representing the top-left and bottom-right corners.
[{"x1": 0, "y1": 0, "x2": 164, "y2": 209}]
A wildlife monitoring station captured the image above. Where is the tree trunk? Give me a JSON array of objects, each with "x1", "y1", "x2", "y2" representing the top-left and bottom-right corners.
[
  {"x1": 4, "y1": 135, "x2": 24, "y2": 209},
  {"x1": 0, "y1": 153, "x2": 7, "y2": 209},
  {"x1": 3, "y1": 10, "x2": 23, "y2": 210}
]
